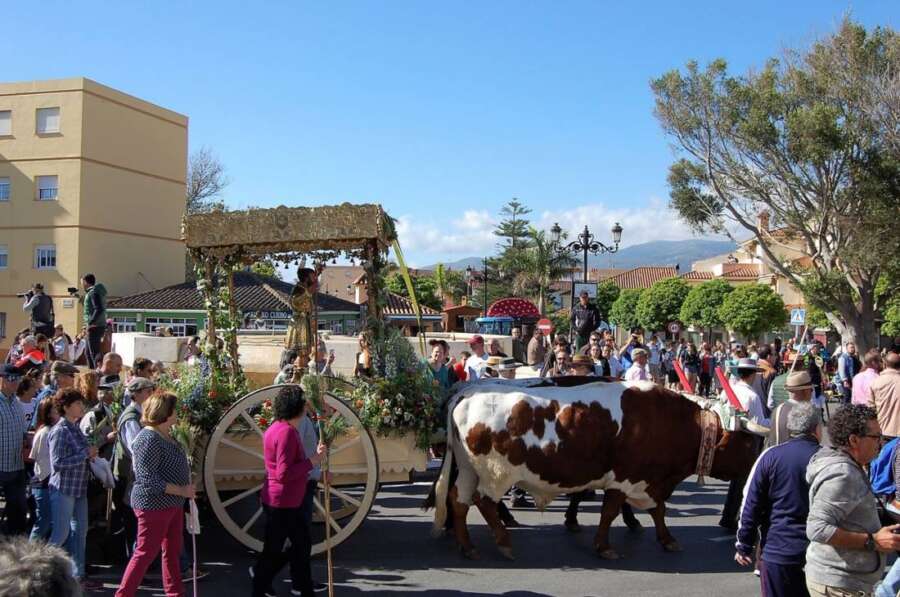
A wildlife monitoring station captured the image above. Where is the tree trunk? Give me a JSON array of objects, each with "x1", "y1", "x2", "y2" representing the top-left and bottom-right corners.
[{"x1": 830, "y1": 295, "x2": 879, "y2": 354}]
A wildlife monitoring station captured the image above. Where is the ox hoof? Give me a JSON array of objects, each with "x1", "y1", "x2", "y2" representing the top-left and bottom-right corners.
[
  {"x1": 625, "y1": 520, "x2": 643, "y2": 533},
  {"x1": 498, "y1": 546, "x2": 515, "y2": 561},
  {"x1": 662, "y1": 541, "x2": 683, "y2": 553},
  {"x1": 461, "y1": 547, "x2": 480, "y2": 560},
  {"x1": 564, "y1": 520, "x2": 582, "y2": 533},
  {"x1": 430, "y1": 527, "x2": 446, "y2": 539},
  {"x1": 597, "y1": 548, "x2": 621, "y2": 560}
]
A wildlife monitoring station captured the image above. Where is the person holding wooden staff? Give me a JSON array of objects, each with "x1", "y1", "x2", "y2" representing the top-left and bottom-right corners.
[{"x1": 250, "y1": 385, "x2": 325, "y2": 597}]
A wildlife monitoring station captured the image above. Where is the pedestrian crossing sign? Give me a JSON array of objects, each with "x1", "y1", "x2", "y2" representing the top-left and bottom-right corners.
[{"x1": 790, "y1": 308, "x2": 806, "y2": 326}]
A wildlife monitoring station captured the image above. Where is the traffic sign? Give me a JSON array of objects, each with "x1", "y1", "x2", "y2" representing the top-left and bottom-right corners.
[
  {"x1": 667, "y1": 321, "x2": 681, "y2": 334},
  {"x1": 790, "y1": 308, "x2": 806, "y2": 326},
  {"x1": 537, "y1": 318, "x2": 554, "y2": 336}
]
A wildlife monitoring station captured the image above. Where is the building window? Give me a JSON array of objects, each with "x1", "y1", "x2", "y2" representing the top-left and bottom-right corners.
[
  {"x1": 0, "y1": 111, "x2": 10, "y2": 136},
  {"x1": 34, "y1": 245, "x2": 56, "y2": 270},
  {"x1": 36, "y1": 107, "x2": 60, "y2": 134},
  {"x1": 0, "y1": 177, "x2": 9, "y2": 201},
  {"x1": 0, "y1": 245, "x2": 7, "y2": 269},
  {"x1": 36, "y1": 176, "x2": 58, "y2": 200},
  {"x1": 0, "y1": 312, "x2": 5, "y2": 339},
  {"x1": 111, "y1": 317, "x2": 138, "y2": 333},
  {"x1": 145, "y1": 317, "x2": 198, "y2": 337}
]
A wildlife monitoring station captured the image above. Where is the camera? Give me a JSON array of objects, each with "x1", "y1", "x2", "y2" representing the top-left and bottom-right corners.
[
  {"x1": 16, "y1": 290, "x2": 33, "y2": 299},
  {"x1": 67, "y1": 287, "x2": 79, "y2": 296}
]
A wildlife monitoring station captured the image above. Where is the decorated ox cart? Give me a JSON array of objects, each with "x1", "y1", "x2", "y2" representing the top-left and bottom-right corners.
[{"x1": 176, "y1": 204, "x2": 438, "y2": 555}]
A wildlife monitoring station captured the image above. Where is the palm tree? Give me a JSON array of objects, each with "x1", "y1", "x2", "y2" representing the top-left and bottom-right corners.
[
  {"x1": 513, "y1": 228, "x2": 577, "y2": 315},
  {"x1": 433, "y1": 263, "x2": 447, "y2": 306}
]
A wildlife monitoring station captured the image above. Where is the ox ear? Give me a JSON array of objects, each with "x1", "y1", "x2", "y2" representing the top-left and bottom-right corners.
[{"x1": 737, "y1": 416, "x2": 770, "y2": 437}]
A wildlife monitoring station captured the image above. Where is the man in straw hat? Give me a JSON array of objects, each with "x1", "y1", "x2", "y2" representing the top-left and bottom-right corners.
[
  {"x1": 569, "y1": 355, "x2": 596, "y2": 377},
  {"x1": 720, "y1": 357, "x2": 769, "y2": 531},
  {"x1": 768, "y1": 371, "x2": 816, "y2": 448}
]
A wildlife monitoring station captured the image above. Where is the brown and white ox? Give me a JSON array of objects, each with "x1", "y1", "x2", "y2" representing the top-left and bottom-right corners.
[{"x1": 427, "y1": 377, "x2": 757, "y2": 560}]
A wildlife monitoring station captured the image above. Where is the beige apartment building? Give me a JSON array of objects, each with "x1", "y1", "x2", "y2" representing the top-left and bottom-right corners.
[{"x1": 0, "y1": 77, "x2": 187, "y2": 354}]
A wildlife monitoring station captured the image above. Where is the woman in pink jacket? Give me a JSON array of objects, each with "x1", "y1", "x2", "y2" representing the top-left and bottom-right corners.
[{"x1": 250, "y1": 385, "x2": 325, "y2": 597}]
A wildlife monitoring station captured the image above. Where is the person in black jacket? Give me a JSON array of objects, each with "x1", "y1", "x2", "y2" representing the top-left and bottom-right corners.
[
  {"x1": 735, "y1": 402, "x2": 822, "y2": 597},
  {"x1": 80, "y1": 274, "x2": 107, "y2": 369},
  {"x1": 22, "y1": 283, "x2": 55, "y2": 338},
  {"x1": 569, "y1": 291, "x2": 599, "y2": 351}
]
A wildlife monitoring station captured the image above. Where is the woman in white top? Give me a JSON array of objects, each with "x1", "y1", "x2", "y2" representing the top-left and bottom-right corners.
[{"x1": 29, "y1": 397, "x2": 59, "y2": 540}]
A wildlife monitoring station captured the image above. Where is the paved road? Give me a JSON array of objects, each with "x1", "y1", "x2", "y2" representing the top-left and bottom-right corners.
[{"x1": 86, "y1": 474, "x2": 759, "y2": 597}]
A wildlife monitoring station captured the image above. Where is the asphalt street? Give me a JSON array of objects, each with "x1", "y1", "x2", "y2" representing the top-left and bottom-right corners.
[{"x1": 85, "y1": 474, "x2": 759, "y2": 597}]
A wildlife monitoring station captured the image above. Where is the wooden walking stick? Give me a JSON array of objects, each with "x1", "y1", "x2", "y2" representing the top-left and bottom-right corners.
[{"x1": 322, "y1": 444, "x2": 334, "y2": 597}]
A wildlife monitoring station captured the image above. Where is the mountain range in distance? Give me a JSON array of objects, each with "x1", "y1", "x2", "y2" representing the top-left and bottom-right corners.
[{"x1": 424, "y1": 239, "x2": 737, "y2": 274}]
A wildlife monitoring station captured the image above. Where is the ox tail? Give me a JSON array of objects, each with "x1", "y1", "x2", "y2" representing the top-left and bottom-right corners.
[{"x1": 427, "y1": 393, "x2": 462, "y2": 537}]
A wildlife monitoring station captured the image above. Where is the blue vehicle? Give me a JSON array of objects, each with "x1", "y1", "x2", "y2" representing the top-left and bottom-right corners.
[{"x1": 475, "y1": 316, "x2": 515, "y2": 336}]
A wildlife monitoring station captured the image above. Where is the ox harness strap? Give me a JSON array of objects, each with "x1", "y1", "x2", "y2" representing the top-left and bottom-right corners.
[{"x1": 695, "y1": 409, "x2": 719, "y2": 485}]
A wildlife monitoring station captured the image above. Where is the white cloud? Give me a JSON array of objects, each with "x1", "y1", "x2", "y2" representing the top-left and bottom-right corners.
[{"x1": 395, "y1": 197, "x2": 730, "y2": 267}]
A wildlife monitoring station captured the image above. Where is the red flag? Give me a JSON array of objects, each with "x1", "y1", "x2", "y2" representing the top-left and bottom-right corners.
[
  {"x1": 673, "y1": 360, "x2": 695, "y2": 394},
  {"x1": 715, "y1": 366, "x2": 745, "y2": 412}
]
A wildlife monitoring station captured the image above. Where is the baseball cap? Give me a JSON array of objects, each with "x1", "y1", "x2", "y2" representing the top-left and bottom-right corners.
[
  {"x1": 467, "y1": 335, "x2": 485, "y2": 346},
  {"x1": 50, "y1": 361, "x2": 79, "y2": 376},
  {"x1": 0, "y1": 364, "x2": 24, "y2": 380},
  {"x1": 126, "y1": 377, "x2": 156, "y2": 393}
]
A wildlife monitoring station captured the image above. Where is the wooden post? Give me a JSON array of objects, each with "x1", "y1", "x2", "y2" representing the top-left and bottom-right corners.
[
  {"x1": 225, "y1": 267, "x2": 241, "y2": 380},
  {"x1": 204, "y1": 258, "x2": 218, "y2": 351}
]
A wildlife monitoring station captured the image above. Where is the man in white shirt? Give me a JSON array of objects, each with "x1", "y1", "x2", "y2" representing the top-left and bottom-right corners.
[
  {"x1": 727, "y1": 358, "x2": 770, "y2": 427},
  {"x1": 624, "y1": 348, "x2": 651, "y2": 382},
  {"x1": 465, "y1": 335, "x2": 489, "y2": 381},
  {"x1": 719, "y1": 358, "x2": 767, "y2": 531}
]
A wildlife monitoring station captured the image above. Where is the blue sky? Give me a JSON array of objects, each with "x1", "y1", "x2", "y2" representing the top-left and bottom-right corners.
[{"x1": 4, "y1": 2, "x2": 896, "y2": 266}]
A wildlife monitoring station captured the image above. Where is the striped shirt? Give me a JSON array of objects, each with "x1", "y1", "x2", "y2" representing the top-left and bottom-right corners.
[
  {"x1": 49, "y1": 419, "x2": 90, "y2": 497},
  {"x1": 0, "y1": 392, "x2": 26, "y2": 472},
  {"x1": 130, "y1": 428, "x2": 191, "y2": 511}
]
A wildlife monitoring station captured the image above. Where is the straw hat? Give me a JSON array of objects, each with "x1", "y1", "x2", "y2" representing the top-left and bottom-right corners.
[{"x1": 784, "y1": 371, "x2": 814, "y2": 392}]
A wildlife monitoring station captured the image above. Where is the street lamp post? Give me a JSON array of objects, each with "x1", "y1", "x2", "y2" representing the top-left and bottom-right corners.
[{"x1": 551, "y1": 222, "x2": 623, "y2": 283}]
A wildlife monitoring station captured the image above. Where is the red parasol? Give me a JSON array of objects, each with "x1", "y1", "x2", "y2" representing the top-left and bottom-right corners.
[{"x1": 486, "y1": 298, "x2": 540, "y2": 319}]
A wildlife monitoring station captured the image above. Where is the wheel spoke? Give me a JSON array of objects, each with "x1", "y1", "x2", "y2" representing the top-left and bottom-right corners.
[
  {"x1": 328, "y1": 435, "x2": 361, "y2": 457},
  {"x1": 220, "y1": 438, "x2": 264, "y2": 460},
  {"x1": 242, "y1": 506, "x2": 263, "y2": 532},
  {"x1": 222, "y1": 483, "x2": 263, "y2": 507},
  {"x1": 239, "y1": 412, "x2": 265, "y2": 438},
  {"x1": 313, "y1": 497, "x2": 342, "y2": 533},
  {"x1": 328, "y1": 487, "x2": 362, "y2": 508}
]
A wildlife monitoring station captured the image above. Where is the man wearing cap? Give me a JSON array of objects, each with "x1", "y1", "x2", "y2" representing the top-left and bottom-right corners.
[
  {"x1": 0, "y1": 364, "x2": 29, "y2": 534},
  {"x1": 22, "y1": 283, "x2": 55, "y2": 338},
  {"x1": 465, "y1": 335, "x2": 490, "y2": 381},
  {"x1": 768, "y1": 371, "x2": 816, "y2": 447},
  {"x1": 570, "y1": 291, "x2": 599, "y2": 351},
  {"x1": 32, "y1": 361, "x2": 78, "y2": 428},
  {"x1": 113, "y1": 376, "x2": 156, "y2": 549},
  {"x1": 735, "y1": 402, "x2": 822, "y2": 597},
  {"x1": 80, "y1": 383, "x2": 118, "y2": 461},
  {"x1": 624, "y1": 348, "x2": 651, "y2": 382}
]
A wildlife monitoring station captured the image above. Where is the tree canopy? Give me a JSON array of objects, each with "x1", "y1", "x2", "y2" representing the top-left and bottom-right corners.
[
  {"x1": 186, "y1": 147, "x2": 228, "y2": 214},
  {"x1": 636, "y1": 278, "x2": 690, "y2": 332},
  {"x1": 595, "y1": 280, "x2": 621, "y2": 323},
  {"x1": 609, "y1": 289, "x2": 645, "y2": 332},
  {"x1": 652, "y1": 19, "x2": 900, "y2": 352},
  {"x1": 385, "y1": 272, "x2": 442, "y2": 311},
  {"x1": 718, "y1": 284, "x2": 788, "y2": 340},
  {"x1": 679, "y1": 279, "x2": 734, "y2": 332}
]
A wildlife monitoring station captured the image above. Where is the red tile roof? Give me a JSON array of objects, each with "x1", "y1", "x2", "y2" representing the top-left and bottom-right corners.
[
  {"x1": 383, "y1": 292, "x2": 441, "y2": 318},
  {"x1": 107, "y1": 271, "x2": 359, "y2": 313},
  {"x1": 589, "y1": 268, "x2": 627, "y2": 282},
  {"x1": 681, "y1": 270, "x2": 713, "y2": 281},
  {"x1": 607, "y1": 266, "x2": 678, "y2": 290},
  {"x1": 722, "y1": 264, "x2": 760, "y2": 279}
]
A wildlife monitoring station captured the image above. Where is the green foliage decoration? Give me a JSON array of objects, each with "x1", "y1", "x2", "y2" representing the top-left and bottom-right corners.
[
  {"x1": 636, "y1": 278, "x2": 690, "y2": 332},
  {"x1": 718, "y1": 284, "x2": 788, "y2": 340},
  {"x1": 609, "y1": 289, "x2": 645, "y2": 332}
]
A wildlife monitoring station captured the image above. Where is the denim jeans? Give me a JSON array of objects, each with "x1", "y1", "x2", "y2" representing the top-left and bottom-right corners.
[
  {"x1": 876, "y1": 556, "x2": 900, "y2": 597},
  {"x1": 29, "y1": 484, "x2": 53, "y2": 541},
  {"x1": 49, "y1": 489, "x2": 88, "y2": 579}
]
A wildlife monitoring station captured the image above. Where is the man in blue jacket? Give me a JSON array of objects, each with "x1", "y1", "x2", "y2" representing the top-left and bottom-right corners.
[{"x1": 734, "y1": 401, "x2": 822, "y2": 597}]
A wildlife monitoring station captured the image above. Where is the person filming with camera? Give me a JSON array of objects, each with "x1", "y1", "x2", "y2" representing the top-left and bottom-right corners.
[{"x1": 21, "y1": 283, "x2": 55, "y2": 338}]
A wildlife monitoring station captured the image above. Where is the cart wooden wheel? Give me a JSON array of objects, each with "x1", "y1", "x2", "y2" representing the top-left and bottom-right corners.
[{"x1": 203, "y1": 384, "x2": 380, "y2": 555}]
